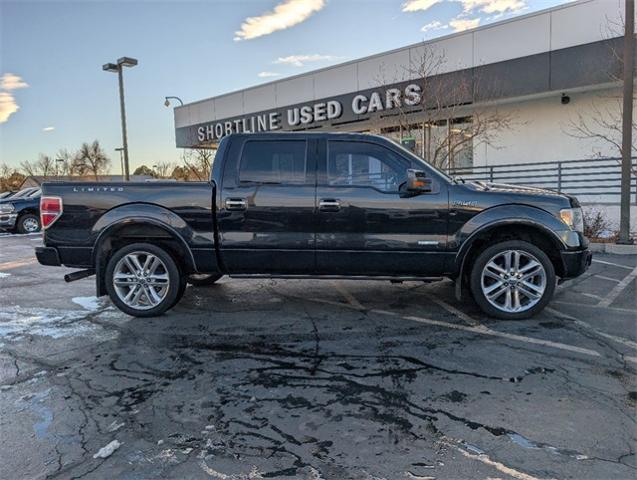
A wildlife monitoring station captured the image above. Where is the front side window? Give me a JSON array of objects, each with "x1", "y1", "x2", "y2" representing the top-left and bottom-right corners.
[
  {"x1": 327, "y1": 141, "x2": 412, "y2": 192},
  {"x1": 239, "y1": 140, "x2": 307, "y2": 184}
]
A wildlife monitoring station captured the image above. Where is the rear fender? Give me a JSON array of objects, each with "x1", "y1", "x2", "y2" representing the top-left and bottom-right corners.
[{"x1": 92, "y1": 204, "x2": 200, "y2": 296}]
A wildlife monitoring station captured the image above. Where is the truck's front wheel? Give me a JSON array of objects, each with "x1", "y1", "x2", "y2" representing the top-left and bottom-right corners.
[
  {"x1": 470, "y1": 240, "x2": 555, "y2": 319},
  {"x1": 105, "y1": 243, "x2": 182, "y2": 317}
]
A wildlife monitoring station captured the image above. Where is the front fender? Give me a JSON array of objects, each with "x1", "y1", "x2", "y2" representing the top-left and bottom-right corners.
[{"x1": 453, "y1": 204, "x2": 579, "y2": 270}]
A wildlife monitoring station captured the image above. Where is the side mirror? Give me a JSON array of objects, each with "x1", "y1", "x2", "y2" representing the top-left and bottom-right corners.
[{"x1": 401, "y1": 169, "x2": 433, "y2": 197}]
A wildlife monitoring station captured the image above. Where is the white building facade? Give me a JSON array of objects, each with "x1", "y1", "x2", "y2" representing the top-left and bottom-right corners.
[{"x1": 174, "y1": 0, "x2": 636, "y2": 227}]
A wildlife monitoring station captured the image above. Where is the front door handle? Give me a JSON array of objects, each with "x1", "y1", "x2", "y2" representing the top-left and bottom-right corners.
[
  {"x1": 319, "y1": 199, "x2": 341, "y2": 212},
  {"x1": 225, "y1": 198, "x2": 247, "y2": 211}
]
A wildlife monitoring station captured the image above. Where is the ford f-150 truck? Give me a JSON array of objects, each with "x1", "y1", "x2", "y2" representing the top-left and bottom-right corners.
[{"x1": 36, "y1": 133, "x2": 591, "y2": 319}]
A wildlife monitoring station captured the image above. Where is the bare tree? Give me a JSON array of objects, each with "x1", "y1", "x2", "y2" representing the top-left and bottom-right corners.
[
  {"x1": 20, "y1": 154, "x2": 56, "y2": 178},
  {"x1": 74, "y1": 141, "x2": 111, "y2": 180},
  {"x1": 0, "y1": 163, "x2": 25, "y2": 191},
  {"x1": 55, "y1": 149, "x2": 74, "y2": 176},
  {"x1": 373, "y1": 44, "x2": 515, "y2": 172},
  {"x1": 180, "y1": 148, "x2": 214, "y2": 180},
  {"x1": 153, "y1": 161, "x2": 174, "y2": 179},
  {"x1": 566, "y1": 13, "x2": 637, "y2": 171}
]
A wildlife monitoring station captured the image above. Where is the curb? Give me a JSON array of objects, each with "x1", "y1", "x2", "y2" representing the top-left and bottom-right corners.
[{"x1": 589, "y1": 242, "x2": 637, "y2": 255}]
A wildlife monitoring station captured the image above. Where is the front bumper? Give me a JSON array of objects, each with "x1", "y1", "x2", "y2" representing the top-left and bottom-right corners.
[
  {"x1": 0, "y1": 213, "x2": 17, "y2": 230},
  {"x1": 560, "y1": 248, "x2": 592, "y2": 279},
  {"x1": 35, "y1": 246, "x2": 62, "y2": 267}
]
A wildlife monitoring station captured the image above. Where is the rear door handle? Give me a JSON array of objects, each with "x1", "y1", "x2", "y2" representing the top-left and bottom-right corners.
[
  {"x1": 319, "y1": 199, "x2": 341, "y2": 212},
  {"x1": 225, "y1": 198, "x2": 247, "y2": 211}
]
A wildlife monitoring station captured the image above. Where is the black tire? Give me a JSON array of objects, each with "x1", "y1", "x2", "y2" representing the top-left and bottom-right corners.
[
  {"x1": 187, "y1": 273, "x2": 223, "y2": 286},
  {"x1": 169, "y1": 273, "x2": 188, "y2": 309},
  {"x1": 105, "y1": 243, "x2": 182, "y2": 317},
  {"x1": 17, "y1": 214, "x2": 41, "y2": 234},
  {"x1": 470, "y1": 240, "x2": 555, "y2": 320}
]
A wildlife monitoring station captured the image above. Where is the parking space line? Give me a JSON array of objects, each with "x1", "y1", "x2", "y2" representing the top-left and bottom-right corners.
[
  {"x1": 581, "y1": 292, "x2": 604, "y2": 301},
  {"x1": 0, "y1": 257, "x2": 36, "y2": 271},
  {"x1": 332, "y1": 282, "x2": 366, "y2": 310},
  {"x1": 420, "y1": 292, "x2": 480, "y2": 326},
  {"x1": 547, "y1": 307, "x2": 637, "y2": 351},
  {"x1": 593, "y1": 274, "x2": 622, "y2": 283},
  {"x1": 305, "y1": 296, "x2": 602, "y2": 358},
  {"x1": 592, "y1": 259, "x2": 634, "y2": 270},
  {"x1": 597, "y1": 264, "x2": 637, "y2": 308},
  {"x1": 552, "y1": 300, "x2": 636, "y2": 315},
  {"x1": 451, "y1": 443, "x2": 547, "y2": 480}
]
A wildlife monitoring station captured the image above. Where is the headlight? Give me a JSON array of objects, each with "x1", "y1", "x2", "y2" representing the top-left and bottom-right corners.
[
  {"x1": 560, "y1": 207, "x2": 584, "y2": 232},
  {"x1": 0, "y1": 203, "x2": 15, "y2": 213}
]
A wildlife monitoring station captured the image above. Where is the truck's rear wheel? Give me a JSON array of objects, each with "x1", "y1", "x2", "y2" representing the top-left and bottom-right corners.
[
  {"x1": 187, "y1": 273, "x2": 222, "y2": 286},
  {"x1": 105, "y1": 243, "x2": 182, "y2": 317},
  {"x1": 470, "y1": 240, "x2": 555, "y2": 320}
]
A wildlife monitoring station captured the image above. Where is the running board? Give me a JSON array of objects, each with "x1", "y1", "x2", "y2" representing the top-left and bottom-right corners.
[{"x1": 229, "y1": 274, "x2": 444, "y2": 282}]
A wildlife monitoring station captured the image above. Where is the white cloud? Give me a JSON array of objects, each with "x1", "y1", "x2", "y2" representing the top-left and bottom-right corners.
[
  {"x1": 234, "y1": 0, "x2": 325, "y2": 41},
  {"x1": 0, "y1": 73, "x2": 28, "y2": 91},
  {"x1": 421, "y1": 20, "x2": 448, "y2": 32},
  {"x1": 449, "y1": 17, "x2": 481, "y2": 31},
  {"x1": 0, "y1": 92, "x2": 19, "y2": 123},
  {"x1": 402, "y1": 0, "x2": 443, "y2": 12},
  {"x1": 274, "y1": 54, "x2": 339, "y2": 67},
  {"x1": 43, "y1": 126, "x2": 55, "y2": 132},
  {"x1": 258, "y1": 71, "x2": 281, "y2": 78},
  {"x1": 459, "y1": 0, "x2": 525, "y2": 14}
]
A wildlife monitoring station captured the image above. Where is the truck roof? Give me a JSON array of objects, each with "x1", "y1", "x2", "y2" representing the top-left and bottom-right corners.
[{"x1": 222, "y1": 131, "x2": 392, "y2": 143}]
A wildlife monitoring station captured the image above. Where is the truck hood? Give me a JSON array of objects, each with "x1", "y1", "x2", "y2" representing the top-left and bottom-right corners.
[{"x1": 469, "y1": 181, "x2": 579, "y2": 207}]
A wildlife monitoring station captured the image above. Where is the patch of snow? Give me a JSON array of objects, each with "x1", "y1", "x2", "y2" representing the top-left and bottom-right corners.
[
  {"x1": 0, "y1": 306, "x2": 118, "y2": 340},
  {"x1": 72, "y1": 296, "x2": 101, "y2": 311},
  {"x1": 107, "y1": 420, "x2": 125, "y2": 432},
  {"x1": 93, "y1": 440, "x2": 121, "y2": 459},
  {"x1": 0, "y1": 272, "x2": 10, "y2": 278}
]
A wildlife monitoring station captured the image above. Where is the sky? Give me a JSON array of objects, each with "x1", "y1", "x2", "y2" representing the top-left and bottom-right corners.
[{"x1": 0, "y1": 0, "x2": 572, "y2": 173}]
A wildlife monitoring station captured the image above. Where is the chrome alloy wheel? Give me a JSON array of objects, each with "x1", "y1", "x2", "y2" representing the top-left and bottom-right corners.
[
  {"x1": 22, "y1": 217, "x2": 39, "y2": 232},
  {"x1": 112, "y1": 251, "x2": 170, "y2": 310},
  {"x1": 480, "y1": 250, "x2": 546, "y2": 313}
]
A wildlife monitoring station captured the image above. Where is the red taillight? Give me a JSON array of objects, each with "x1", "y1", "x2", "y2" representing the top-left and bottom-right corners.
[{"x1": 40, "y1": 196, "x2": 63, "y2": 229}]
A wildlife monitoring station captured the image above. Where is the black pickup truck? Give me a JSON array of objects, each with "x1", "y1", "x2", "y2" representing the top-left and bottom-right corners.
[{"x1": 36, "y1": 132, "x2": 591, "y2": 319}]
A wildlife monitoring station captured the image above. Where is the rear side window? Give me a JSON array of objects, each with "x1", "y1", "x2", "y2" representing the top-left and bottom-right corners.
[{"x1": 239, "y1": 140, "x2": 308, "y2": 184}]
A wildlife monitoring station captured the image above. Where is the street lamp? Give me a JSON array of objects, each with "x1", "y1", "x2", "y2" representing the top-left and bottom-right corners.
[
  {"x1": 55, "y1": 158, "x2": 65, "y2": 177},
  {"x1": 115, "y1": 147, "x2": 124, "y2": 177},
  {"x1": 103, "y1": 56, "x2": 138, "y2": 181},
  {"x1": 164, "y1": 96, "x2": 184, "y2": 107}
]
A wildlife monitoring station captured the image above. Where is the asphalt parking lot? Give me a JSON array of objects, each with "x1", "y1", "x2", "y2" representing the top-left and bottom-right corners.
[{"x1": 0, "y1": 233, "x2": 635, "y2": 480}]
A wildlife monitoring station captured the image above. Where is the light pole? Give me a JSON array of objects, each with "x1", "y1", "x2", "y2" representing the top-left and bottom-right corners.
[
  {"x1": 618, "y1": 0, "x2": 634, "y2": 244},
  {"x1": 164, "y1": 96, "x2": 184, "y2": 107},
  {"x1": 55, "y1": 158, "x2": 65, "y2": 177},
  {"x1": 115, "y1": 147, "x2": 124, "y2": 177},
  {"x1": 103, "y1": 57, "x2": 138, "y2": 181}
]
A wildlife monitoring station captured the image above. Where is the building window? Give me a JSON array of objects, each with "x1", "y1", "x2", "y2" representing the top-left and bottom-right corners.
[
  {"x1": 380, "y1": 116, "x2": 474, "y2": 172},
  {"x1": 239, "y1": 140, "x2": 308, "y2": 184}
]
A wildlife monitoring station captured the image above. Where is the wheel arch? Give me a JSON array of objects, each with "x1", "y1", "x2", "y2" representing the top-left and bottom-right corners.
[
  {"x1": 94, "y1": 217, "x2": 197, "y2": 296},
  {"x1": 453, "y1": 219, "x2": 568, "y2": 301}
]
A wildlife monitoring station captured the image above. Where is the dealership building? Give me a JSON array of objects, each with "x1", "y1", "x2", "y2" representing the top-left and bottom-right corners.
[{"x1": 174, "y1": 0, "x2": 636, "y2": 224}]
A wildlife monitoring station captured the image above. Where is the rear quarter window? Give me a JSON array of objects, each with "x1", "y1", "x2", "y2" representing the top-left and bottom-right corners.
[{"x1": 239, "y1": 140, "x2": 308, "y2": 184}]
